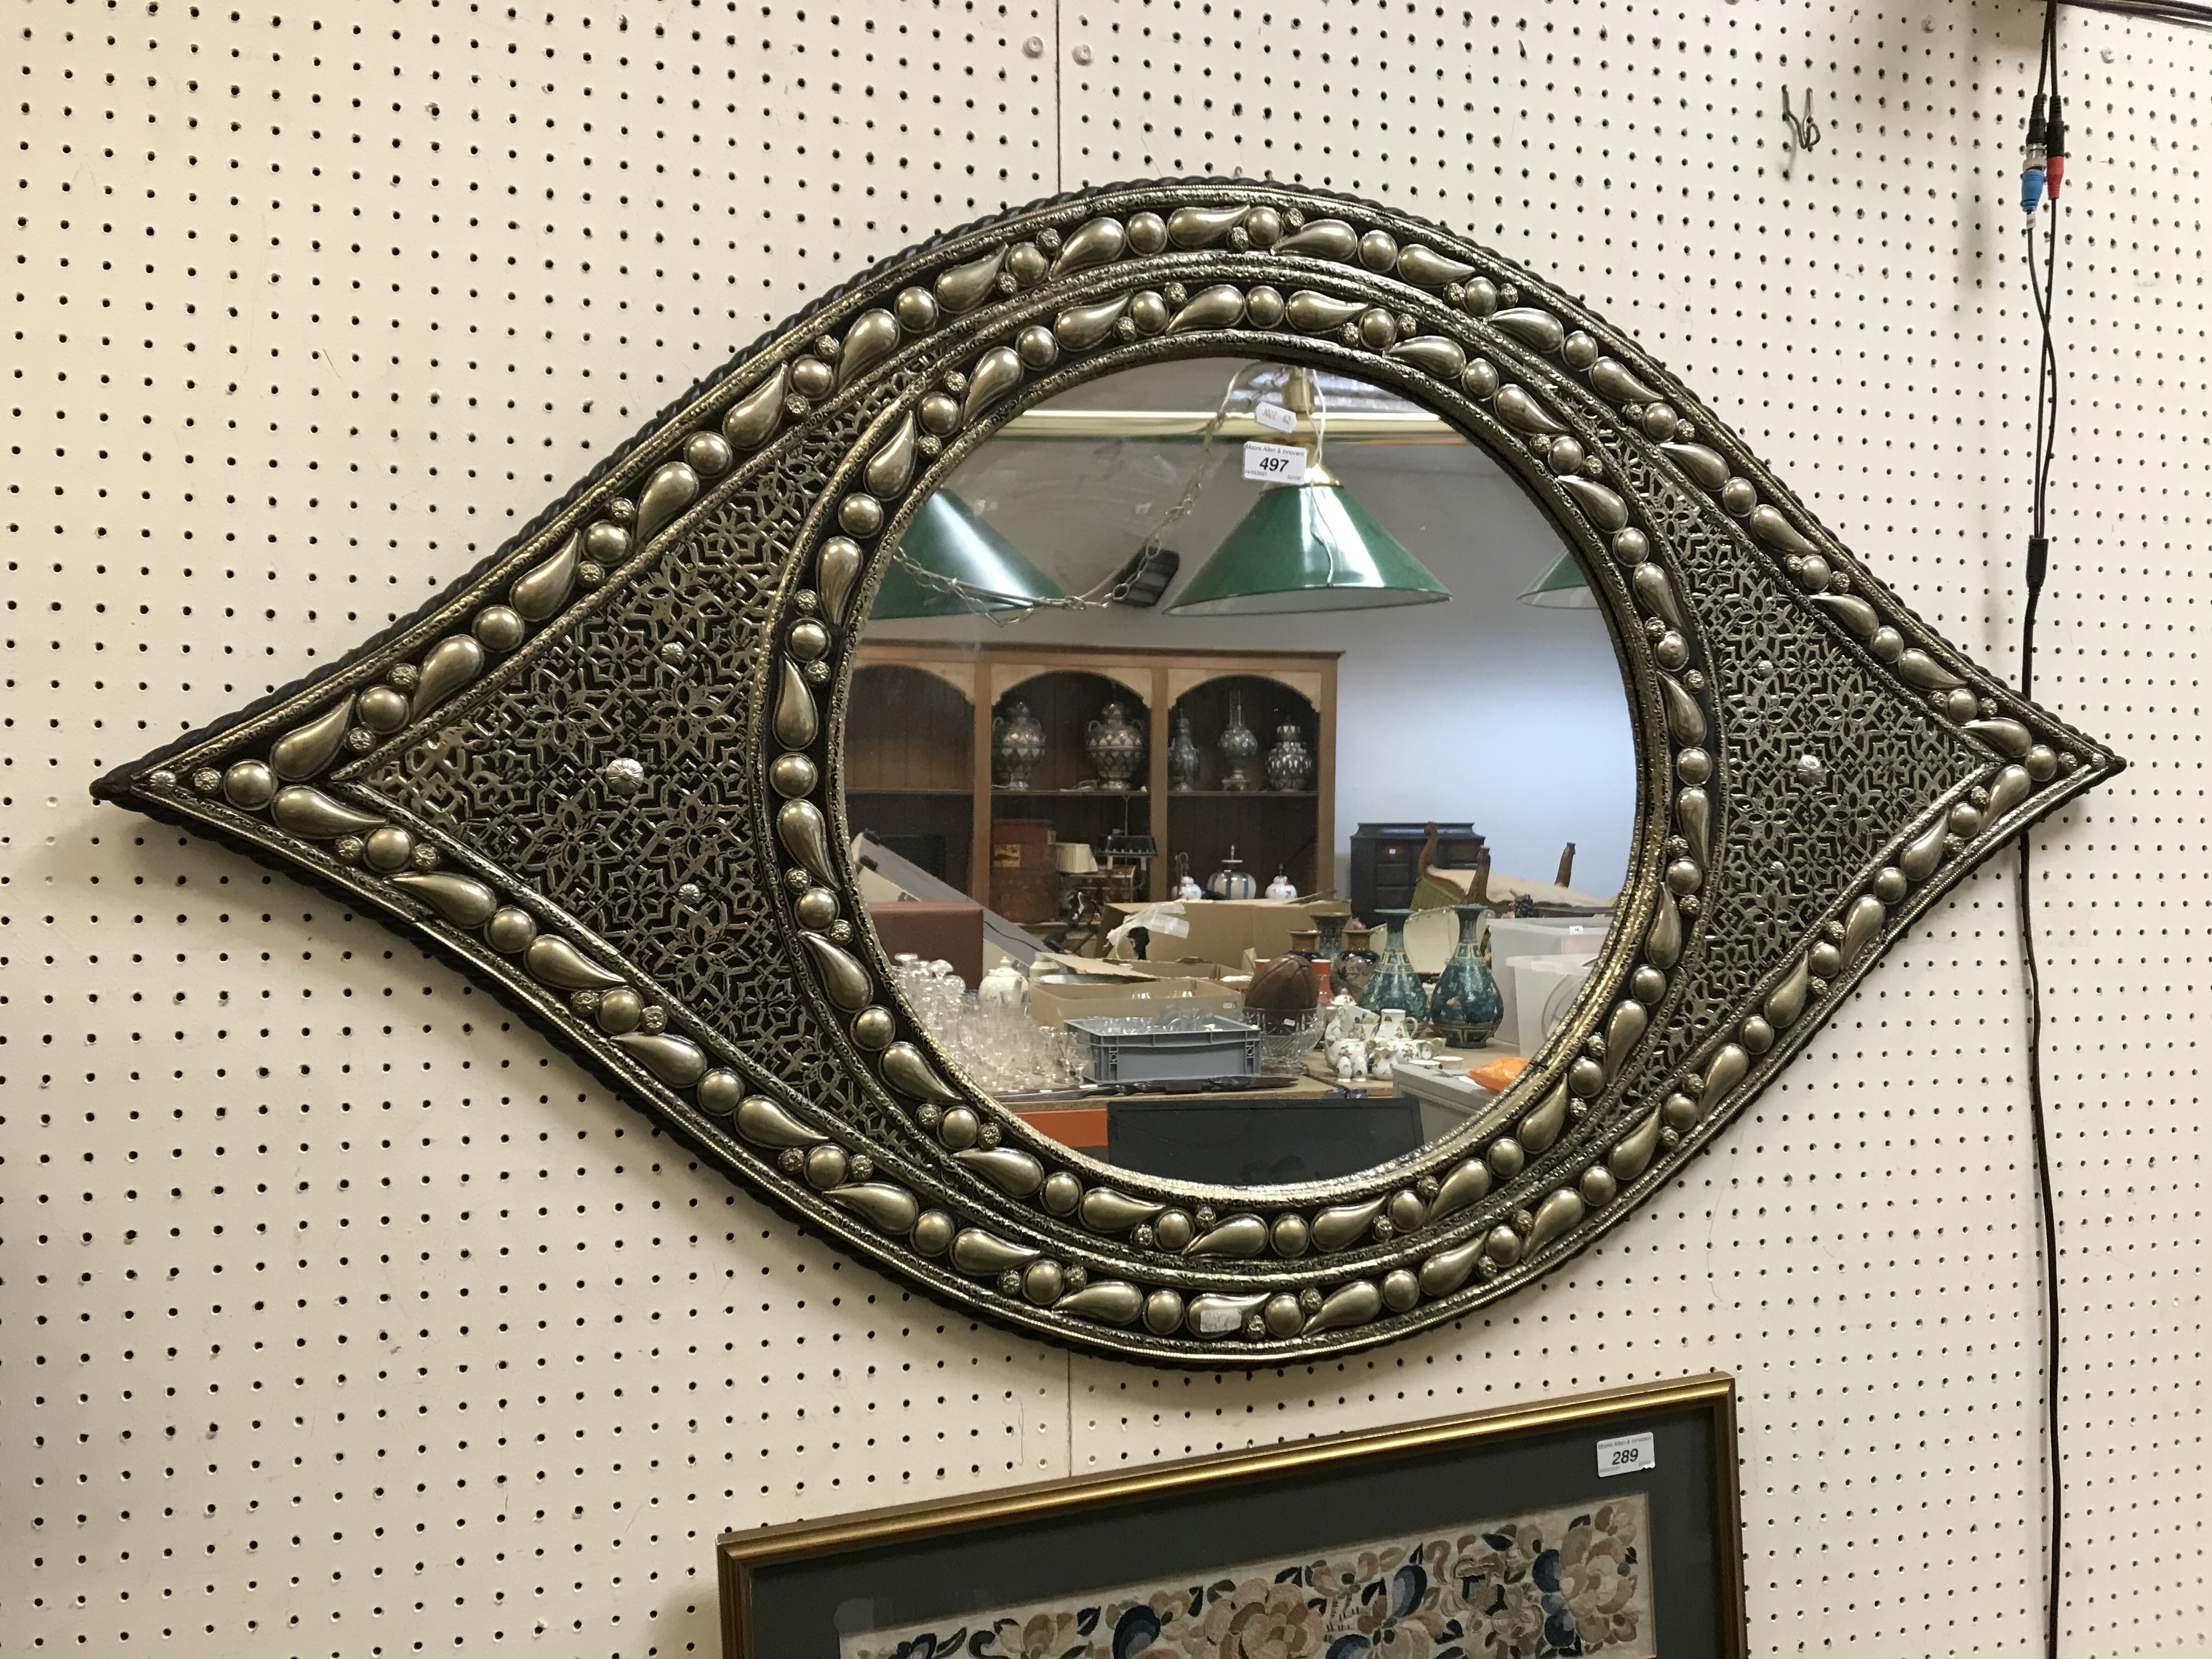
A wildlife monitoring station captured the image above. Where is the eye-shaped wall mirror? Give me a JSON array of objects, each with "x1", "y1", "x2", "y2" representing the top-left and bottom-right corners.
[{"x1": 95, "y1": 181, "x2": 2119, "y2": 1363}]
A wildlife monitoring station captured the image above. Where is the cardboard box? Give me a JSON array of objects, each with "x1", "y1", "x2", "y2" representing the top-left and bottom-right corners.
[
  {"x1": 1027, "y1": 954, "x2": 1243, "y2": 1030},
  {"x1": 1103, "y1": 898, "x2": 1349, "y2": 977}
]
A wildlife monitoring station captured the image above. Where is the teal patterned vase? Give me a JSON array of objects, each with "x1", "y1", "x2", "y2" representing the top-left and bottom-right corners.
[
  {"x1": 1428, "y1": 904, "x2": 1504, "y2": 1047},
  {"x1": 1360, "y1": 909, "x2": 1429, "y2": 1023}
]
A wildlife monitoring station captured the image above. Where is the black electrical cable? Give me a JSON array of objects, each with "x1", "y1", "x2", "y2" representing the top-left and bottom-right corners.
[
  {"x1": 2019, "y1": 213, "x2": 2062, "y2": 1659},
  {"x1": 2019, "y1": 7, "x2": 2066, "y2": 1650}
]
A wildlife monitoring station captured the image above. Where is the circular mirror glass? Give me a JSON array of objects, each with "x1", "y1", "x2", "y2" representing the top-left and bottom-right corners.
[{"x1": 842, "y1": 357, "x2": 1632, "y2": 1187}]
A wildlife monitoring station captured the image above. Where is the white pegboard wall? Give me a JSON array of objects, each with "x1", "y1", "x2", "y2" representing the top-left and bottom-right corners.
[{"x1": 3, "y1": 1, "x2": 2207, "y2": 1655}]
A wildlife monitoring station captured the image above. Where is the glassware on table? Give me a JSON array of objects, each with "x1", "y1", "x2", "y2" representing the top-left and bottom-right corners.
[
  {"x1": 1255, "y1": 1006, "x2": 1328, "y2": 1077},
  {"x1": 885, "y1": 951, "x2": 1099, "y2": 1096}
]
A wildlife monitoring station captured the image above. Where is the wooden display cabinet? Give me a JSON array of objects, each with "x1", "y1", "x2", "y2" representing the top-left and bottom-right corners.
[{"x1": 847, "y1": 640, "x2": 1339, "y2": 906}]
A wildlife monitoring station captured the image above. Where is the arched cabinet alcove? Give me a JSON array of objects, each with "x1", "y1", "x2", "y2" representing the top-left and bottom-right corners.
[{"x1": 1165, "y1": 669, "x2": 1330, "y2": 899}]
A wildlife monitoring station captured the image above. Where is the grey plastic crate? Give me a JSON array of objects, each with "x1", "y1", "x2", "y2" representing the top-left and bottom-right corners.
[{"x1": 1064, "y1": 1011, "x2": 1261, "y2": 1087}]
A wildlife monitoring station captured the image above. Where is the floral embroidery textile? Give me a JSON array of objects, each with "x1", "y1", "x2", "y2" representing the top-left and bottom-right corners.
[{"x1": 842, "y1": 1494, "x2": 1651, "y2": 1659}]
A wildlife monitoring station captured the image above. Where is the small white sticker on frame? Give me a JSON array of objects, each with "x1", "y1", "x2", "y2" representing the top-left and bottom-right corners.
[{"x1": 1596, "y1": 1431, "x2": 1655, "y2": 1478}]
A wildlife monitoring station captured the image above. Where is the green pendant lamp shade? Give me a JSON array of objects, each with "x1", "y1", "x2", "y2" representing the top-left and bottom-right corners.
[
  {"x1": 1165, "y1": 481, "x2": 1451, "y2": 616},
  {"x1": 1518, "y1": 547, "x2": 1601, "y2": 609},
  {"x1": 869, "y1": 488, "x2": 1069, "y2": 619}
]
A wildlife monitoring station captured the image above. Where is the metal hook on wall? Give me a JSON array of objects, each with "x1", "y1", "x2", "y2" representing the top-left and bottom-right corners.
[{"x1": 1780, "y1": 86, "x2": 1821, "y2": 178}]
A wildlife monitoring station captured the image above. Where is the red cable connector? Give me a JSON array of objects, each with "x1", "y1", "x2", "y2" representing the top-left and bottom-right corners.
[{"x1": 2046, "y1": 95, "x2": 2069, "y2": 199}]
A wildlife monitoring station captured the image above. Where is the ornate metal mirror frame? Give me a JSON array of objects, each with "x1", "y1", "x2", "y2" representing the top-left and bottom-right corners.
[{"x1": 98, "y1": 182, "x2": 2120, "y2": 1363}]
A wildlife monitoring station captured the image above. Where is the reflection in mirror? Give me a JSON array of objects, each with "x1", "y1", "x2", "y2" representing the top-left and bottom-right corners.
[{"x1": 843, "y1": 358, "x2": 1632, "y2": 1188}]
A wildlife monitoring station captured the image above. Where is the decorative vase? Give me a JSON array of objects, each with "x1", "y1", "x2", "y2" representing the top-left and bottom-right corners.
[
  {"x1": 1312, "y1": 911, "x2": 1348, "y2": 961},
  {"x1": 1264, "y1": 720, "x2": 1314, "y2": 792},
  {"x1": 1086, "y1": 699, "x2": 1146, "y2": 791},
  {"x1": 992, "y1": 699, "x2": 1046, "y2": 790},
  {"x1": 1427, "y1": 904, "x2": 1504, "y2": 1048},
  {"x1": 1333, "y1": 923, "x2": 1381, "y2": 1004},
  {"x1": 1288, "y1": 926, "x2": 1331, "y2": 998},
  {"x1": 1207, "y1": 846, "x2": 1258, "y2": 899},
  {"x1": 1166, "y1": 707, "x2": 1201, "y2": 792},
  {"x1": 1217, "y1": 694, "x2": 1259, "y2": 792},
  {"x1": 1265, "y1": 867, "x2": 1298, "y2": 900},
  {"x1": 1172, "y1": 852, "x2": 1203, "y2": 902},
  {"x1": 1359, "y1": 908, "x2": 1429, "y2": 1023}
]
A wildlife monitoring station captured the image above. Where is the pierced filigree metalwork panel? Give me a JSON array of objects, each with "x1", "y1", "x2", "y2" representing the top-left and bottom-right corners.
[{"x1": 95, "y1": 181, "x2": 2120, "y2": 1363}]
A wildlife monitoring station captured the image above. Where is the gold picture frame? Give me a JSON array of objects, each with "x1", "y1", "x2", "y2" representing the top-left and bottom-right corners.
[{"x1": 717, "y1": 1373, "x2": 1746, "y2": 1659}]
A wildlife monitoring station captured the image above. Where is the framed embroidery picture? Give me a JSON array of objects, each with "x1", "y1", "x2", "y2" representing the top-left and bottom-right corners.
[{"x1": 717, "y1": 1374, "x2": 1745, "y2": 1659}]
